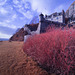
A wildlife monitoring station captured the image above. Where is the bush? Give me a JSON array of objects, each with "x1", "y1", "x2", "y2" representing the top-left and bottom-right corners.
[{"x1": 23, "y1": 29, "x2": 75, "y2": 75}]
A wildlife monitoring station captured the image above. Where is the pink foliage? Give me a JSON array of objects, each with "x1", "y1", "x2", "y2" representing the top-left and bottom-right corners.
[{"x1": 23, "y1": 29, "x2": 75, "y2": 75}]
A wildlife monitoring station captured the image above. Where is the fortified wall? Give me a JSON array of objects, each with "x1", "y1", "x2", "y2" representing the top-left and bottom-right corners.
[
  {"x1": 38, "y1": 10, "x2": 65, "y2": 33},
  {"x1": 24, "y1": 10, "x2": 66, "y2": 42}
]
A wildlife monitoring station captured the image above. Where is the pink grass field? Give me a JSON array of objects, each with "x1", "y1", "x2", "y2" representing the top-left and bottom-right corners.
[{"x1": 23, "y1": 28, "x2": 75, "y2": 75}]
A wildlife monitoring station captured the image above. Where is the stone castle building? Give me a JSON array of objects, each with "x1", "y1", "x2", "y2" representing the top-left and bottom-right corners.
[
  {"x1": 24, "y1": 1, "x2": 75, "y2": 42},
  {"x1": 38, "y1": 10, "x2": 65, "y2": 33},
  {"x1": 24, "y1": 10, "x2": 66, "y2": 42},
  {"x1": 44, "y1": 10, "x2": 65, "y2": 23}
]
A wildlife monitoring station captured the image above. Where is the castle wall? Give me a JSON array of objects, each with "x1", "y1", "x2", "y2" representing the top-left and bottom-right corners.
[
  {"x1": 24, "y1": 35, "x2": 30, "y2": 42},
  {"x1": 39, "y1": 20, "x2": 66, "y2": 33},
  {"x1": 24, "y1": 26, "x2": 31, "y2": 34},
  {"x1": 39, "y1": 12, "x2": 66, "y2": 33},
  {"x1": 45, "y1": 10, "x2": 65, "y2": 23},
  {"x1": 40, "y1": 21, "x2": 48, "y2": 33},
  {"x1": 46, "y1": 15, "x2": 63, "y2": 23},
  {"x1": 36, "y1": 22, "x2": 41, "y2": 34}
]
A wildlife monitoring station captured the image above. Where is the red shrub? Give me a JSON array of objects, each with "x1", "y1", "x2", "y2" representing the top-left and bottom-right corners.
[{"x1": 23, "y1": 29, "x2": 75, "y2": 75}]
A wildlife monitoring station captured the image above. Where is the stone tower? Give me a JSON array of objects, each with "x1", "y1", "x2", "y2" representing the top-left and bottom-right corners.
[
  {"x1": 39, "y1": 13, "x2": 47, "y2": 33},
  {"x1": 37, "y1": 13, "x2": 45, "y2": 34},
  {"x1": 62, "y1": 10, "x2": 65, "y2": 23},
  {"x1": 39, "y1": 13, "x2": 44, "y2": 22}
]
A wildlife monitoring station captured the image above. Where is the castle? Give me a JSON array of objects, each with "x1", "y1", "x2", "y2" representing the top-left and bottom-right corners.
[
  {"x1": 24, "y1": 1, "x2": 75, "y2": 42},
  {"x1": 24, "y1": 10, "x2": 66, "y2": 42}
]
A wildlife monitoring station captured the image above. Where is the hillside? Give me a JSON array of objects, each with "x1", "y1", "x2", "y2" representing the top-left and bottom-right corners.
[
  {"x1": 9, "y1": 28, "x2": 25, "y2": 41},
  {"x1": 9, "y1": 23, "x2": 39, "y2": 41}
]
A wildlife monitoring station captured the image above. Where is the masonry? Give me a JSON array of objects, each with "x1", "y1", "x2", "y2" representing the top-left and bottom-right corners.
[
  {"x1": 38, "y1": 10, "x2": 65, "y2": 33},
  {"x1": 24, "y1": 10, "x2": 66, "y2": 42},
  {"x1": 24, "y1": 1, "x2": 75, "y2": 42}
]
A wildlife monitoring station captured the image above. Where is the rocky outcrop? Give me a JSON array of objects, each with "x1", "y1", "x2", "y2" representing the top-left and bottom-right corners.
[
  {"x1": 26, "y1": 23, "x2": 39, "y2": 31},
  {"x1": 9, "y1": 28, "x2": 27, "y2": 41},
  {"x1": 9, "y1": 23, "x2": 39, "y2": 41}
]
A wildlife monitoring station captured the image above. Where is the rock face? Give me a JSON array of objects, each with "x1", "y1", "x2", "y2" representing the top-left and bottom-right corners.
[
  {"x1": 26, "y1": 23, "x2": 39, "y2": 31},
  {"x1": 9, "y1": 28, "x2": 26, "y2": 41},
  {"x1": 9, "y1": 23, "x2": 39, "y2": 41}
]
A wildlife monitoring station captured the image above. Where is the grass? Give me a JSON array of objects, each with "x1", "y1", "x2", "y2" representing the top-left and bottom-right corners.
[{"x1": 0, "y1": 41, "x2": 49, "y2": 75}]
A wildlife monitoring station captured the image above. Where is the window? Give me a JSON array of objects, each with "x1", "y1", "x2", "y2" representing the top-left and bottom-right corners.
[{"x1": 57, "y1": 17, "x2": 58, "y2": 19}]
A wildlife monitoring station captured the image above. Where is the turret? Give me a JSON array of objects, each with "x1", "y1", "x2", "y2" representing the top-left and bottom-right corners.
[
  {"x1": 62, "y1": 10, "x2": 65, "y2": 23},
  {"x1": 39, "y1": 13, "x2": 44, "y2": 22}
]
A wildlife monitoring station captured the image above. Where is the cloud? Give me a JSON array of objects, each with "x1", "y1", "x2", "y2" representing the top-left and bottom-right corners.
[
  {"x1": 28, "y1": 0, "x2": 53, "y2": 15},
  {"x1": 24, "y1": 2, "x2": 31, "y2": 9},
  {"x1": 0, "y1": 4, "x2": 19, "y2": 29},
  {"x1": 0, "y1": 32, "x2": 12, "y2": 39},
  {"x1": 0, "y1": 0, "x2": 7, "y2": 6},
  {"x1": 13, "y1": 0, "x2": 19, "y2": 4},
  {"x1": 0, "y1": 26, "x2": 16, "y2": 35},
  {"x1": 12, "y1": 14, "x2": 17, "y2": 21},
  {"x1": 28, "y1": 0, "x2": 74, "y2": 15},
  {"x1": 5, "y1": 20, "x2": 11, "y2": 23},
  {"x1": 13, "y1": 0, "x2": 33, "y2": 19},
  {"x1": 0, "y1": 21, "x2": 17, "y2": 29},
  {"x1": 18, "y1": 9, "x2": 33, "y2": 19},
  {"x1": 0, "y1": 7, "x2": 8, "y2": 15}
]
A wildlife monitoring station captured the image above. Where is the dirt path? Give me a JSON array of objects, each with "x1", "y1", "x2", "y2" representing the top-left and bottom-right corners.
[{"x1": 0, "y1": 41, "x2": 48, "y2": 75}]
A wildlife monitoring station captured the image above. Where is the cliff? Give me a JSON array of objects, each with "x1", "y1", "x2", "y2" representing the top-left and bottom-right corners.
[
  {"x1": 9, "y1": 23, "x2": 39, "y2": 41},
  {"x1": 9, "y1": 28, "x2": 25, "y2": 41}
]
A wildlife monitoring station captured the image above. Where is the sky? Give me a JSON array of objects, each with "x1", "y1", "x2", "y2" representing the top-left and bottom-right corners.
[{"x1": 0, "y1": 0, "x2": 75, "y2": 39}]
